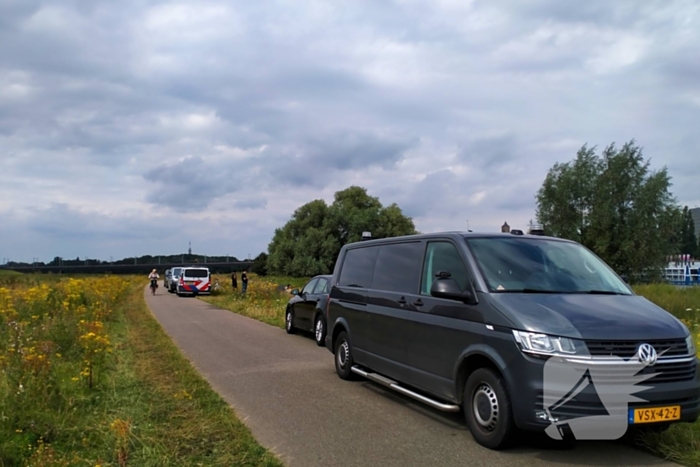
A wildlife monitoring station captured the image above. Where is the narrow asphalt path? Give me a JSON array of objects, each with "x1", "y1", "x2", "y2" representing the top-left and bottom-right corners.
[{"x1": 144, "y1": 288, "x2": 678, "y2": 467}]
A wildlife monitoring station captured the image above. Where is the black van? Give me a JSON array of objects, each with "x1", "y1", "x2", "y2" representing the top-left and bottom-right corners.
[{"x1": 325, "y1": 231, "x2": 700, "y2": 449}]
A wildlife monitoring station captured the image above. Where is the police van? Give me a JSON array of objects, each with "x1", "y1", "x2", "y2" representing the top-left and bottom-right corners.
[{"x1": 177, "y1": 266, "x2": 211, "y2": 297}]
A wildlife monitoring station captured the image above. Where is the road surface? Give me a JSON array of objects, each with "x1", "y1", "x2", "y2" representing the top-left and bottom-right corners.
[{"x1": 144, "y1": 288, "x2": 677, "y2": 467}]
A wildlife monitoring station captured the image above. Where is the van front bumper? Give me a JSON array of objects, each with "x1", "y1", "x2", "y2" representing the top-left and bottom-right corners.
[{"x1": 507, "y1": 352, "x2": 700, "y2": 433}]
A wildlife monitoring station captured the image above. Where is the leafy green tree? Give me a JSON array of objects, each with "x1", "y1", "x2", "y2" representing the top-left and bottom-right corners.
[
  {"x1": 679, "y1": 206, "x2": 698, "y2": 257},
  {"x1": 266, "y1": 186, "x2": 418, "y2": 277},
  {"x1": 251, "y1": 252, "x2": 269, "y2": 276},
  {"x1": 536, "y1": 140, "x2": 678, "y2": 281}
]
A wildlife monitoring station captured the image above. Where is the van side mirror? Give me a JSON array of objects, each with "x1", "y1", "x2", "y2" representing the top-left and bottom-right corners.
[
  {"x1": 430, "y1": 273, "x2": 476, "y2": 304},
  {"x1": 291, "y1": 288, "x2": 299, "y2": 295}
]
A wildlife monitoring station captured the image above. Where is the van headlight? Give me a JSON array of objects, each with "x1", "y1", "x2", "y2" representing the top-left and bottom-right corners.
[
  {"x1": 686, "y1": 334, "x2": 696, "y2": 355},
  {"x1": 512, "y1": 330, "x2": 584, "y2": 356}
]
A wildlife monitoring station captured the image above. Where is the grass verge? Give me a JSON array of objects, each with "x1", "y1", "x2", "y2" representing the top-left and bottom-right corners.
[
  {"x1": 200, "y1": 274, "x2": 293, "y2": 329},
  {"x1": 0, "y1": 276, "x2": 282, "y2": 466}
]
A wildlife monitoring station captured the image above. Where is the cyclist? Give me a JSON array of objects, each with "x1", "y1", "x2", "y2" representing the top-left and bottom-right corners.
[{"x1": 148, "y1": 269, "x2": 159, "y2": 295}]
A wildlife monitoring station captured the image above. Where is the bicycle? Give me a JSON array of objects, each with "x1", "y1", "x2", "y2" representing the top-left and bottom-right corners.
[{"x1": 150, "y1": 279, "x2": 158, "y2": 295}]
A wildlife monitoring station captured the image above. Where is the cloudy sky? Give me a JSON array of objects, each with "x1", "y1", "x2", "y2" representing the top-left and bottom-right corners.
[{"x1": 1, "y1": 0, "x2": 699, "y2": 263}]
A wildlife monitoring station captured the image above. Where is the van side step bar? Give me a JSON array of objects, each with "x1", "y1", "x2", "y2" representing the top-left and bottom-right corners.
[{"x1": 350, "y1": 366, "x2": 460, "y2": 413}]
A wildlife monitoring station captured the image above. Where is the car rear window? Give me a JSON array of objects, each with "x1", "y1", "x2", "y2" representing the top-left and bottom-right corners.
[
  {"x1": 173, "y1": 268, "x2": 182, "y2": 275},
  {"x1": 182, "y1": 269, "x2": 209, "y2": 278}
]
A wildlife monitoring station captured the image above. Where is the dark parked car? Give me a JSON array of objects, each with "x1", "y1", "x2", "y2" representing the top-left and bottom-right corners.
[
  {"x1": 325, "y1": 231, "x2": 700, "y2": 449},
  {"x1": 286, "y1": 275, "x2": 332, "y2": 346}
]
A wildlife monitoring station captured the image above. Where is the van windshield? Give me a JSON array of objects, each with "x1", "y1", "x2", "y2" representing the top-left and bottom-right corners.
[
  {"x1": 182, "y1": 269, "x2": 208, "y2": 278},
  {"x1": 465, "y1": 237, "x2": 632, "y2": 295}
]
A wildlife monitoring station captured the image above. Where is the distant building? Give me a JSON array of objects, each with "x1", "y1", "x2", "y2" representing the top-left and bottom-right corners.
[
  {"x1": 691, "y1": 207, "x2": 700, "y2": 237},
  {"x1": 501, "y1": 222, "x2": 510, "y2": 233}
]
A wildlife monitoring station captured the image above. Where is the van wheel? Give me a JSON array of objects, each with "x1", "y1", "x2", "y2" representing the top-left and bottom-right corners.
[
  {"x1": 463, "y1": 368, "x2": 516, "y2": 450},
  {"x1": 314, "y1": 314, "x2": 326, "y2": 347},
  {"x1": 334, "y1": 331, "x2": 359, "y2": 380},
  {"x1": 285, "y1": 308, "x2": 296, "y2": 334}
]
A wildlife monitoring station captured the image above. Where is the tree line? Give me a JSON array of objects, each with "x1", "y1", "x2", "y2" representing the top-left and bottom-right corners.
[{"x1": 3, "y1": 254, "x2": 247, "y2": 269}]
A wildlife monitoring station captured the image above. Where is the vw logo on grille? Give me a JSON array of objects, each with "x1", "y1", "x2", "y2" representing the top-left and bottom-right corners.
[{"x1": 636, "y1": 343, "x2": 658, "y2": 366}]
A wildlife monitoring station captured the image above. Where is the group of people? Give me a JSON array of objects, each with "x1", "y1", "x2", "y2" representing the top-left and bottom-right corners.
[{"x1": 231, "y1": 271, "x2": 248, "y2": 294}]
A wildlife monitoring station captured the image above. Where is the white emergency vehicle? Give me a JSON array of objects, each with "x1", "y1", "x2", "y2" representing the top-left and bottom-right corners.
[{"x1": 177, "y1": 266, "x2": 211, "y2": 297}]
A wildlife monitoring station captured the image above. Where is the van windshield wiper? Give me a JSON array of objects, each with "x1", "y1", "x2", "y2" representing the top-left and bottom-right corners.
[
  {"x1": 578, "y1": 289, "x2": 629, "y2": 295},
  {"x1": 497, "y1": 288, "x2": 571, "y2": 294}
]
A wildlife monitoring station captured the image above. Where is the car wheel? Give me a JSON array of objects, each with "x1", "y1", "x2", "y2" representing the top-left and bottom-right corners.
[
  {"x1": 314, "y1": 314, "x2": 326, "y2": 347},
  {"x1": 334, "y1": 331, "x2": 359, "y2": 380},
  {"x1": 463, "y1": 368, "x2": 516, "y2": 450},
  {"x1": 285, "y1": 308, "x2": 296, "y2": 334}
]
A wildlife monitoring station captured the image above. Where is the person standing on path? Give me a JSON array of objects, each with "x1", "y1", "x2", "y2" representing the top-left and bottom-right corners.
[
  {"x1": 231, "y1": 271, "x2": 238, "y2": 290},
  {"x1": 241, "y1": 271, "x2": 248, "y2": 295}
]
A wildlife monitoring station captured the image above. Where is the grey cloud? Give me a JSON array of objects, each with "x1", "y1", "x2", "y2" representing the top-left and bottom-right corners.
[
  {"x1": 24, "y1": 203, "x2": 178, "y2": 242},
  {"x1": 254, "y1": 130, "x2": 418, "y2": 191},
  {"x1": 233, "y1": 198, "x2": 267, "y2": 210},
  {"x1": 144, "y1": 156, "x2": 251, "y2": 211},
  {"x1": 398, "y1": 169, "x2": 461, "y2": 219},
  {"x1": 458, "y1": 134, "x2": 519, "y2": 170},
  {"x1": 302, "y1": 131, "x2": 418, "y2": 171}
]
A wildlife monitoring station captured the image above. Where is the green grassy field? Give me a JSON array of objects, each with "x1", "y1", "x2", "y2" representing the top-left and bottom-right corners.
[
  {"x1": 200, "y1": 274, "x2": 299, "y2": 329},
  {"x1": 0, "y1": 274, "x2": 282, "y2": 466}
]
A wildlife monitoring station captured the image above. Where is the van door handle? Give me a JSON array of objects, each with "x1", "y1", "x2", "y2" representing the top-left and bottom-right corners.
[
  {"x1": 397, "y1": 297, "x2": 407, "y2": 305},
  {"x1": 412, "y1": 299, "x2": 424, "y2": 307}
]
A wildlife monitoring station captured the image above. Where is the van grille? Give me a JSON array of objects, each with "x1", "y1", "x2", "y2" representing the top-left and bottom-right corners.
[
  {"x1": 585, "y1": 339, "x2": 688, "y2": 358},
  {"x1": 641, "y1": 360, "x2": 697, "y2": 384}
]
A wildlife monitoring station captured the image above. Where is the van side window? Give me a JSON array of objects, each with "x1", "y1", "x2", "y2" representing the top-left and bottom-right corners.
[
  {"x1": 338, "y1": 246, "x2": 379, "y2": 288},
  {"x1": 371, "y1": 242, "x2": 423, "y2": 293},
  {"x1": 421, "y1": 241, "x2": 470, "y2": 295}
]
